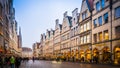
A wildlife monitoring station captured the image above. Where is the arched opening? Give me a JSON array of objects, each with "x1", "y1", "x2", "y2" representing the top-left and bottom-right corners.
[
  {"x1": 79, "y1": 50, "x2": 84, "y2": 62},
  {"x1": 102, "y1": 47, "x2": 111, "y2": 63},
  {"x1": 75, "y1": 49, "x2": 79, "y2": 61},
  {"x1": 93, "y1": 48, "x2": 99, "y2": 63},
  {"x1": 85, "y1": 49, "x2": 91, "y2": 62},
  {"x1": 114, "y1": 46, "x2": 120, "y2": 64}
]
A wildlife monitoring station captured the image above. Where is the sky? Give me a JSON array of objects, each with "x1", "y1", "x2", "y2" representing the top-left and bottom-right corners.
[{"x1": 13, "y1": 0, "x2": 82, "y2": 49}]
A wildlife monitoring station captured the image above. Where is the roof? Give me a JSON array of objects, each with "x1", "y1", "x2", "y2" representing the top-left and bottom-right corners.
[
  {"x1": 22, "y1": 47, "x2": 32, "y2": 52},
  {"x1": 67, "y1": 16, "x2": 72, "y2": 27}
]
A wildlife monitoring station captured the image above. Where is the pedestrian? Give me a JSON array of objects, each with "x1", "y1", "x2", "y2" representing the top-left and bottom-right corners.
[
  {"x1": 32, "y1": 57, "x2": 35, "y2": 62},
  {"x1": 0, "y1": 55, "x2": 4, "y2": 68},
  {"x1": 10, "y1": 56, "x2": 15, "y2": 68},
  {"x1": 15, "y1": 57, "x2": 21, "y2": 68}
]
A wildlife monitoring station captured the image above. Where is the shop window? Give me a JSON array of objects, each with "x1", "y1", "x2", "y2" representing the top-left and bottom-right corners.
[
  {"x1": 104, "y1": 30, "x2": 109, "y2": 40},
  {"x1": 104, "y1": 12, "x2": 108, "y2": 23},
  {"x1": 99, "y1": 32, "x2": 103, "y2": 42},
  {"x1": 102, "y1": 47, "x2": 111, "y2": 63},
  {"x1": 93, "y1": 48, "x2": 99, "y2": 63},
  {"x1": 98, "y1": 16, "x2": 102, "y2": 26},
  {"x1": 115, "y1": 26, "x2": 120, "y2": 38},
  {"x1": 114, "y1": 47, "x2": 120, "y2": 64},
  {"x1": 115, "y1": 6, "x2": 120, "y2": 18}
]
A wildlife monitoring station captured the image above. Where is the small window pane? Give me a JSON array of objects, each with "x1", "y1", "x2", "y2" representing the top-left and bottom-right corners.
[
  {"x1": 94, "y1": 19, "x2": 97, "y2": 28},
  {"x1": 98, "y1": 16, "x2": 102, "y2": 26},
  {"x1": 99, "y1": 32, "x2": 103, "y2": 42},
  {"x1": 94, "y1": 34, "x2": 97, "y2": 42},
  {"x1": 87, "y1": 22, "x2": 90, "y2": 30},
  {"x1": 96, "y1": 2, "x2": 100, "y2": 11},
  {"x1": 87, "y1": 35, "x2": 90, "y2": 43},
  {"x1": 84, "y1": 24, "x2": 86, "y2": 31},
  {"x1": 115, "y1": 7, "x2": 120, "y2": 18},
  {"x1": 101, "y1": 0, "x2": 105, "y2": 8},
  {"x1": 104, "y1": 12, "x2": 108, "y2": 23},
  {"x1": 104, "y1": 30, "x2": 109, "y2": 40},
  {"x1": 84, "y1": 36, "x2": 87, "y2": 43}
]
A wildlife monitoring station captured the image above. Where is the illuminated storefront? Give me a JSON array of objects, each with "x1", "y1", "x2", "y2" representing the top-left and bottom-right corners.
[
  {"x1": 93, "y1": 48, "x2": 99, "y2": 63},
  {"x1": 79, "y1": 50, "x2": 84, "y2": 62},
  {"x1": 102, "y1": 47, "x2": 111, "y2": 63},
  {"x1": 114, "y1": 46, "x2": 120, "y2": 64},
  {"x1": 85, "y1": 49, "x2": 91, "y2": 62}
]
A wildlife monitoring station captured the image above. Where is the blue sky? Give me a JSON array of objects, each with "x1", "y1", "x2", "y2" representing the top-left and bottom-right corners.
[{"x1": 13, "y1": 0, "x2": 82, "y2": 48}]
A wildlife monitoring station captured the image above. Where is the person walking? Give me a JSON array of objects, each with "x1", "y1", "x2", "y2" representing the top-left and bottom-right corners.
[
  {"x1": 10, "y1": 56, "x2": 15, "y2": 68},
  {"x1": 15, "y1": 57, "x2": 21, "y2": 68},
  {"x1": 0, "y1": 55, "x2": 3, "y2": 68}
]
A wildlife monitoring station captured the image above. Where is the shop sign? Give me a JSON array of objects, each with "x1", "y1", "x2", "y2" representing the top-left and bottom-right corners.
[{"x1": 95, "y1": 43, "x2": 106, "y2": 47}]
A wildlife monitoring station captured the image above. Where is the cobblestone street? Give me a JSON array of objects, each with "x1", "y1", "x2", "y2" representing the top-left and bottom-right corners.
[{"x1": 19, "y1": 60, "x2": 120, "y2": 68}]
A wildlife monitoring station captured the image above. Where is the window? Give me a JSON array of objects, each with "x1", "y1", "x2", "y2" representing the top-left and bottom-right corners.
[
  {"x1": 84, "y1": 36, "x2": 87, "y2": 43},
  {"x1": 80, "y1": 25, "x2": 84, "y2": 33},
  {"x1": 74, "y1": 28, "x2": 75, "y2": 36},
  {"x1": 84, "y1": 24, "x2": 87, "y2": 31},
  {"x1": 93, "y1": 19, "x2": 97, "y2": 28},
  {"x1": 104, "y1": 12, "x2": 108, "y2": 23},
  {"x1": 101, "y1": 0, "x2": 105, "y2": 8},
  {"x1": 115, "y1": 26, "x2": 120, "y2": 38},
  {"x1": 76, "y1": 26, "x2": 78, "y2": 34},
  {"x1": 67, "y1": 33, "x2": 69, "y2": 39},
  {"x1": 115, "y1": 7, "x2": 120, "y2": 18},
  {"x1": 0, "y1": 4, "x2": 2, "y2": 17},
  {"x1": 81, "y1": 37, "x2": 83, "y2": 44},
  {"x1": 98, "y1": 16, "x2": 102, "y2": 26},
  {"x1": 94, "y1": 34, "x2": 97, "y2": 42},
  {"x1": 82, "y1": 11, "x2": 87, "y2": 20},
  {"x1": 87, "y1": 35, "x2": 90, "y2": 43},
  {"x1": 76, "y1": 38, "x2": 79, "y2": 45},
  {"x1": 0, "y1": 24, "x2": 3, "y2": 34},
  {"x1": 96, "y1": 2, "x2": 100, "y2": 11},
  {"x1": 104, "y1": 30, "x2": 109, "y2": 40},
  {"x1": 87, "y1": 22, "x2": 90, "y2": 30},
  {"x1": 99, "y1": 32, "x2": 103, "y2": 42}
]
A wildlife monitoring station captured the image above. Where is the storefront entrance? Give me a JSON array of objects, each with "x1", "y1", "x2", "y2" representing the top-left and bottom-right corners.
[
  {"x1": 79, "y1": 50, "x2": 84, "y2": 62},
  {"x1": 85, "y1": 49, "x2": 91, "y2": 62},
  {"x1": 93, "y1": 48, "x2": 99, "y2": 63},
  {"x1": 102, "y1": 47, "x2": 111, "y2": 63},
  {"x1": 114, "y1": 46, "x2": 120, "y2": 64}
]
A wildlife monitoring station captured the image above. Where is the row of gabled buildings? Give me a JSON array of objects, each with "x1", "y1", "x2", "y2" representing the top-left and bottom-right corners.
[
  {"x1": 33, "y1": 0, "x2": 120, "y2": 64},
  {"x1": 0, "y1": 0, "x2": 22, "y2": 57}
]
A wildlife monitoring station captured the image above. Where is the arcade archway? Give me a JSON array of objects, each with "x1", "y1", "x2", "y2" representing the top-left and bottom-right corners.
[{"x1": 102, "y1": 47, "x2": 111, "y2": 63}]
